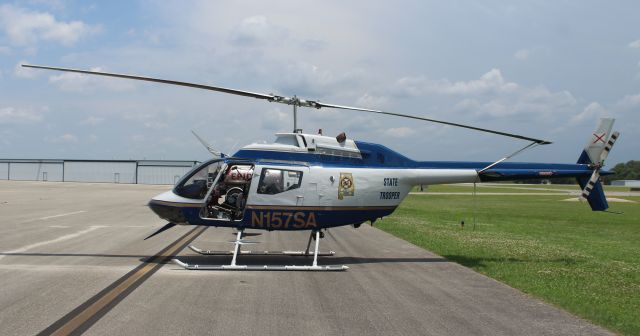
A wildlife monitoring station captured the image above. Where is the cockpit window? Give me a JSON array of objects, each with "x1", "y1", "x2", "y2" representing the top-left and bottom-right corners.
[
  {"x1": 257, "y1": 168, "x2": 303, "y2": 195},
  {"x1": 174, "y1": 160, "x2": 224, "y2": 199}
]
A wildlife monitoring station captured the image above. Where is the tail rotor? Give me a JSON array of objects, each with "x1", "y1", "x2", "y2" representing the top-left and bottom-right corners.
[{"x1": 581, "y1": 131, "x2": 619, "y2": 199}]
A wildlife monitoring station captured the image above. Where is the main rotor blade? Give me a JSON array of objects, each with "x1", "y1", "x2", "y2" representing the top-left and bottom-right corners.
[
  {"x1": 22, "y1": 64, "x2": 275, "y2": 101},
  {"x1": 316, "y1": 102, "x2": 552, "y2": 145},
  {"x1": 24, "y1": 63, "x2": 552, "y2": 144}
]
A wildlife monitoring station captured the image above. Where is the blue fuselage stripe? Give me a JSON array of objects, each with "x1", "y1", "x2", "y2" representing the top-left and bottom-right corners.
[{"x1": 149, "y1": 203, "x2": 395, "y2": 230}]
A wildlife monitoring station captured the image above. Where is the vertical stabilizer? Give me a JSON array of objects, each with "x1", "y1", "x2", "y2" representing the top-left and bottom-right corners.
[
  {"x1": 577, "y1": 118, "x2": 615, "y2": 164},
  {"x1": 575, "y1": 118, "x2": 620, "y2": 211}
]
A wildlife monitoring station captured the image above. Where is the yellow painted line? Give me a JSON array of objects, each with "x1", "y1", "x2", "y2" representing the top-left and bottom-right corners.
[{"x1": 48, "y1": 226, "x2": 206, "y2": 336}]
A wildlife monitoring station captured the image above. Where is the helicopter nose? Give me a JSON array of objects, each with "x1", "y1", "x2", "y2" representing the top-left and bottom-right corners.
[{"x1": 148, "y1": 191, "x2": 189, "y2": 224}]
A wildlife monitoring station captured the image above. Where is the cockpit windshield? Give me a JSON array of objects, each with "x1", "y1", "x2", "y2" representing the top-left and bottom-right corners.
[{"x1": 174, "y1": 159, "x2": 224, "y2": 199}]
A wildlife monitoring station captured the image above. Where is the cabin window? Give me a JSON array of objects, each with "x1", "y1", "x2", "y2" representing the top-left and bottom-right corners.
[{"x1": 257, "y1": 168, "x2": 303, "y2": 195}]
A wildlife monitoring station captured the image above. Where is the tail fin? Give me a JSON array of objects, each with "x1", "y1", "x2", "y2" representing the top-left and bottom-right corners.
[
  {"x1": 576, "y1": 118, "x2": 619, "y2": 211},
  {"x1": 577, "y1": 118, "x2": 615, "y2": 165}
]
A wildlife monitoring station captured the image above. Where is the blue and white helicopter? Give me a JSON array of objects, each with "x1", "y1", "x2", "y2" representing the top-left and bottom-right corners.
[{"x1": 24, "y1": 64, "x2": 620, "y2": 271}]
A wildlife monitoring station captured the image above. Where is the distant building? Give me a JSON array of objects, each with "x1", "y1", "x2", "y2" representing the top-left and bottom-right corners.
[
  {"x1": 611, "y1": 180, "x2": 640, "y2": 190},
  {"x1": 0, "y1": 159, "x2": 199, "y2": 185},
  {"x1": 611, "y1": 180, "x2": 640, "y2": 187}
]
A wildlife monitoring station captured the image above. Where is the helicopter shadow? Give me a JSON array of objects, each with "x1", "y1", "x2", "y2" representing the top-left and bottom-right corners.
[
  {"x1": 0, "y1": 252, "x2": 449, "y2": 267},
  {"x1": 443, "y1": 255, "x2": 582, "y2": 268},
  {"x1": 0, "y1": 252, "x2": 582, "y2": 268}
]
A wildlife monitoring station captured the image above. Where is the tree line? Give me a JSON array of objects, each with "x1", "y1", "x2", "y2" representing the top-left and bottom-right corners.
[{"x1": 603, "y1": 160, "x2": 640, "y2": 184}]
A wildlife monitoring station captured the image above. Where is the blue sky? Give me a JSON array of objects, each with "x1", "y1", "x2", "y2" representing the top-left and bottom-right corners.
[{"x1": 1, "y1": 1, "x2": 639, "y2": 164}]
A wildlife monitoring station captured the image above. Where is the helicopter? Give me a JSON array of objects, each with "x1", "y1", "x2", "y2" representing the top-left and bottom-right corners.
[{"x1": 23, "y1": 64, "x2": 620, "y2": 271}]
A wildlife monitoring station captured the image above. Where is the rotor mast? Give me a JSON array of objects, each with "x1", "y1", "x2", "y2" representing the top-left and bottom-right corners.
[
  {"x1": 293, "y1": 96, "x2": 298, "y2": 133},
  {"x1": 269, "y1": 95, "x2": 319, "y2": 133}
]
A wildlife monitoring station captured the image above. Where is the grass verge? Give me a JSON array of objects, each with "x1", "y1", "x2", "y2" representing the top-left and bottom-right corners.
[{"x1": 376, "y1": 193, "x2": 640, "y2": 335}]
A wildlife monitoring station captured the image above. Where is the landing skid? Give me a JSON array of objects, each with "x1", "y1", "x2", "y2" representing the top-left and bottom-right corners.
[
  {"x1": 188, "y1": 245, "x2": 336, "y2": 256},
  {"x1": 173, "y1": 230, "x2": 348, "y2": 271},
  {"x1": 172, "y1": 259, "x2": 347, "y2": 271}
]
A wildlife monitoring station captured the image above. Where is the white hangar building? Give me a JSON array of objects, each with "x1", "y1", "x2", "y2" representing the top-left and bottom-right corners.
[{"x1": 0, "y1": 159, "x2": 198, "y2": 185}]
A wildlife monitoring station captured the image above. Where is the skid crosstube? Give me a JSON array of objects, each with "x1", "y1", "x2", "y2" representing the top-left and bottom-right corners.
[
  {"x1": 188, "y1": 245, "x2": 335, "y2": 256},
  {"x1": 172, "y1": 258, "x2": 348, "y2": 271}
]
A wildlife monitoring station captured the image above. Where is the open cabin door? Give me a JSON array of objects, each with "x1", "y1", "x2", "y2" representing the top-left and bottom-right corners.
[{"x1": 200, "y1": 163, "x2": 254, "y2": 221}]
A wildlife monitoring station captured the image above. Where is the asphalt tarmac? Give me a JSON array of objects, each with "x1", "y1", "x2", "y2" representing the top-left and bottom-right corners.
[{"x1": 0, "y1": 181, "x2": 612, "y2": 335}]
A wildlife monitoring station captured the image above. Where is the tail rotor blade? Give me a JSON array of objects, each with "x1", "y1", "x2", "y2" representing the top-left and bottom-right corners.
[
  {"x1": 581, "y1": 170, "x2": 601, "y2": 199},
  {"x1": 597, "y1": 131, "x2": 620, "y2": 166},
  {"x1": 580, "y1": 131, "x2": 619, "y2": 199}
]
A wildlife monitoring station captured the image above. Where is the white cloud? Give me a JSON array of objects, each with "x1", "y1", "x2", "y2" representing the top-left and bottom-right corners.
[
  {"x1": 0, "y1": 4, "x2": 99, "y2": 47},
  {"x1": 383, "y1": 127, "x2": 416, "y2": 138},
  {"x1": 392, "y1": 69, "x2": 577, "y2": 121},
  {"x1": 628, "y1": 39, "x2": 640, "y2": 49},
  {"x1": 616, "y1": 93, "x2": 640, "y2": 108},
  {"x1": 143, "y1": 121, "x2": 168, "y2": 130},
  {"x1": 394, "y1": 69, "x2": 519, "y2": 96},
  {"x1": 261, "y1": 108, "x2": 290, "y2": 131},
  {"x1": 453, "y1": 86, "x2": 577, "y2": 119},
  {"x1": 24, "y1": 0, "x2": 66, "y2": 11},
  {"x1": 47, "y1": 133, "x2": 78, "y2": 143},
  {"x1": 0, "y1": 107, "x2": 43, "y2": 124},
  {"x1": 48, "y1": 67, "x2": 136, "y2": 92},
  {"x1": 570, "y1": 102, "x2": 608, "y2": 124},
  {"x1": 229, "y1": 16, "x2": 289, "y2": 46},
  {"x1": 0, "y1": 45, "x2": 10, "y2": 54},
  {"x1": 3, "y1": 2, "x2": 636, "y2": 162},
  {"x1": 356, "y1": 93, "x2": 389, "y2": 109},
  {"x1": 275, "y1": 61, "x2": 365, "y2": 97},
  {"x1": 514, "y1": 49, "x2": 530, "y2": 60},
  {"x1": 80, "y1": 116, "x2": 104, "y2": 125},
  {"x1": 119, "y1": 108, "x2": 177, "y2": 131},
  {"x1": 130, "y1": 134, "x2": 145, "y2": 142}
]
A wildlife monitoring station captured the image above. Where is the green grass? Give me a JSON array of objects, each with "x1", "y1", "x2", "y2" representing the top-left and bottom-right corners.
[{"x1": 377, "y1": 193, "x2": 640, "y2": 335}]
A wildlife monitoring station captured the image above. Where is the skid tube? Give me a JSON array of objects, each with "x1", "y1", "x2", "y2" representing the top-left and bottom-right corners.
[
  {"x1": 173, "y1": 230, "x2": 348, "y2": 271},
  {"x1": 172, "y1": 259, "x2": 348, "y2": 271}
]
